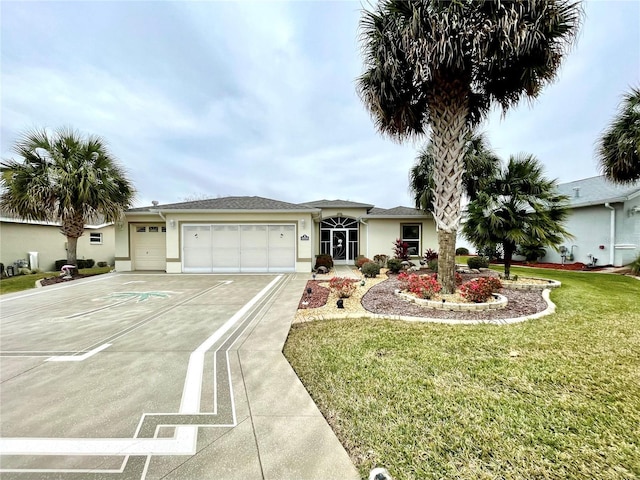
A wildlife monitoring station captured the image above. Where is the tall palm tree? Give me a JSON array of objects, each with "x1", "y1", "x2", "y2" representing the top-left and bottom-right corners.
[
  {"x1": 597, "y1": 86, "x2": 640, "y2": 184},
  {"x1": 1, "y1": 127, "x2": 135, "y2": 267},
  {"x1": 462, "y1": 154, "x2": 572, "y2": 278},
  {"x1": 358, "y1": 0, "x2": 582, "y2": 292},
  {"x1": 410, "y1": 132, "x2": 500, "y2": 213}
]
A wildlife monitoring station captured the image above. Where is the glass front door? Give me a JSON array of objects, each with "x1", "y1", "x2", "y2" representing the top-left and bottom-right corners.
[{"x1": 331, "y1": 230, "x2": 348, "y2": 261}]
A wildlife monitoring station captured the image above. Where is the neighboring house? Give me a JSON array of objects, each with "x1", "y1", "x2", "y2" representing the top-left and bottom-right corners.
[
  {"x1": 116, "y1": 196, "x2": 437, "y2": 273},
  {"x1": 0, "y1": 215, "x2": 115, "y2": 272},
  {"x1": 541, "y1": 176, "x2": 640, "y2": 267}
]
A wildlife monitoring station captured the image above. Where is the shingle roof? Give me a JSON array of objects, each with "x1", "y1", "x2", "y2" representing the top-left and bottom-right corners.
[
  {"x1": 128, "y1": 196, "x2": 318, "y2": 212},
  {"x1": 0, "y1": 211, "x2": 110, "y2": 227},
  {"x1": 302, "y1": 199, "x2": 375, "y2": 209},
  {"x1": 557, "y1": 176, "x2": 640, "y2": 207},
  {"x1": 366, "y1": 206, "x2": 430, "y2": 217}
]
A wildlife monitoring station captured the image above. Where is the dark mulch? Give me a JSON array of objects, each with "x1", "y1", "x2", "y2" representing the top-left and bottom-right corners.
[
  {"x1": 39, "y1": 274, "x2": 93, "y2": 286},
  {"x1": 298, "y1": 281, "x2": 331, "y2": 309},
  {"x1": 504, "y1": 260, "x2": 604, "y2": 271}
]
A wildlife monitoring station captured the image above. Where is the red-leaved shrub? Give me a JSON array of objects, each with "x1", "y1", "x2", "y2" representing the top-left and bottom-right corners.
[
  {"x1": 398, "y1": 273, "x2": 442, "y2": 299},
  {"x1": 459, "y1": 277, "x2": 503, "y2": 303},
  {"x1": 328, "y1": 277, "x2": 357, "y2": 298}
]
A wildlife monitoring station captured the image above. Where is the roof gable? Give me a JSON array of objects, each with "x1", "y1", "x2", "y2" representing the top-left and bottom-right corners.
[
  {"x1": 366, "y1": 206, "x2": 430, "y2": 217},
  {"x1": 302, "y1": 199, "x2": 375, "y2": 209},
  {"x1": 128, "y1": 196, "x2": 318, "y2": 212},
  {"x1": 557, "y1": 176, "x2": 640, "y2": 207}
]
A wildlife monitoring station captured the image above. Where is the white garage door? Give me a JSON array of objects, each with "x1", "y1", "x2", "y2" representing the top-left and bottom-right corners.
[
  {"x1": 182, "y1": 224, "x2": 296, "y2": 273},
  {"x1": 132, "y1": 224, "x2": 167, "y2": 271}
]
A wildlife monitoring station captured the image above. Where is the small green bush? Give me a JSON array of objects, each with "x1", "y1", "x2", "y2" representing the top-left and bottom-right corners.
[
  {"x1": 17, "y1": 267, "x2": 31, "y2": 276},
  {"x1": 55, "y1": 259, "x2": 69, "y2": 270},
  {"x1": 427, "y1": 259, "x2": 438, "y2": 272},
  {"x1": 467, "y1": 256, "x2": 489, "y2": 269},
  {"x1": 97, "y1": 261, "x2": 108, "y2": 268},
  {"x1": 387, "y1": 258, "x2": 403, "y2": 273},
  {"x1": 455, "y1": 247, "x2": 470, "y2": 255},
  {"x1": 630, "y1": 253, "x2": 640, "y2": 276},
  {"x1": 362, "y1": 261, "x2": 381, "y2": 278},
  {"x1": 355, "y1": 256, "x2": 371, "y2": 269},
  {"x1": 314, "y1": 254, "x2": 334, "y2": 270}
]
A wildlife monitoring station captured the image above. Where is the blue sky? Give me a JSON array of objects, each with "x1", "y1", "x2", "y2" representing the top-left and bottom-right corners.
[{"x1": 1, "y1": 1, "x2": 638, "y2": 209}]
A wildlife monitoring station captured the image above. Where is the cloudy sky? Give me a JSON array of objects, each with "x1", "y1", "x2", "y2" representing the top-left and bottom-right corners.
[{"x1": 1, "y1": 1, "x2": 638, "y2": 209}]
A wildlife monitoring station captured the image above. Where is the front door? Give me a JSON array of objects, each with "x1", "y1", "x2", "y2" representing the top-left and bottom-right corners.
[{"x1": 331, "y1": 229, "x2": 348, "y2": 263}]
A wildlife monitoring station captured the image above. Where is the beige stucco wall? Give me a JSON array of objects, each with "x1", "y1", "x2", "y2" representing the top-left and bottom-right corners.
[
  {"x1": 0, "y1": 221, "x2": 115, "y2": 272},
  {"x1": 116, "y1": 211, "x2": 315, "y2": 273},
  {"x1": 364, "y1": 218, "x2": 438, "y2": 260}
]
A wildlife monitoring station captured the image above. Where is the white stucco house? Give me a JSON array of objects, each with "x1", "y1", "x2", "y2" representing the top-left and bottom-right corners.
[
  {"x1": 541, "y1": 176, "x2": 640, "y2": 267},
  {"x1": 115, "y1": 197, "x2": 437, "y2": 273},
  {"x1": 0, "y1": 214, "x2": 115, "y2": 272}
]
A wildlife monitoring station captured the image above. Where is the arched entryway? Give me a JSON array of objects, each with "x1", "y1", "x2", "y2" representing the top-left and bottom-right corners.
[{"x1": 320, "y1": 217, "x2": 358, "y2": 265}]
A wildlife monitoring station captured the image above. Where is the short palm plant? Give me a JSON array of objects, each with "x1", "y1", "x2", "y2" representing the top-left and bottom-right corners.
[
  {"x1": 1, "y1": 127, "x2": 135, "y2": 267},
  {"x1": 463, "y1": 154, "x2": 572, "y2": 279}
]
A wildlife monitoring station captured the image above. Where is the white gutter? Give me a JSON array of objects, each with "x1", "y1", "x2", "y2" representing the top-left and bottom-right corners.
[
  {"x1": 604, "y1": 203, "x2": 616, "y2": 266},
  {"x1": 359, "y1": 217, "x2": 369, "y2": 258}
]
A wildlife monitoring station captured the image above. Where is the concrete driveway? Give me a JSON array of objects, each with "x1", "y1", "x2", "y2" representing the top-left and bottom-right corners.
[{"x1": 0, "y1": 273, "x2": 359, "y2": 480}]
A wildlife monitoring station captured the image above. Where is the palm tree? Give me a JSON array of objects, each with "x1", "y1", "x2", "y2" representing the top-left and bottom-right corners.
[
  {"x1": 0, "y1": 127, "x2": 135, "y2": 267},
  {"x1": 358, "y1": 0, "x2": 582, "y2": 292},
  {"x1": 597, "y1": 86, "x2": 640, "y2": 184},
  {"x1": 462, "y1": 154, "x2": 572, "y2": 278},
  {"x1": 410, "y1": 132, "x2": 500, "y2": 213}
]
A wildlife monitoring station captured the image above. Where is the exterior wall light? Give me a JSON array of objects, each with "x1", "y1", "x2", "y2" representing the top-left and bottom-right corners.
[{"x1": 169, "y1": 219, "x2": 176, "y2": 229}]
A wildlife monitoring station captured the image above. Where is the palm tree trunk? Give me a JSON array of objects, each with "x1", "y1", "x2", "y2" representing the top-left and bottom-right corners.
[
  {"x1": 503, "y1": 242, "x2": 515, "y2": 279},
  {"x1": 60, "y1": 213, "x2": 85, "y2": 266},
  {"x1": 428, "y1": 77, "x2": 470, "y2": 293}
]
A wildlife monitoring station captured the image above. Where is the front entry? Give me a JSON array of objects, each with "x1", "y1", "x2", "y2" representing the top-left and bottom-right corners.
[
  {"x1": 331, "y1": 229, "x2": 348, "y2": 262},
  {"x1": 320, "y1": 217, "x2": 358, "y2": 265}
]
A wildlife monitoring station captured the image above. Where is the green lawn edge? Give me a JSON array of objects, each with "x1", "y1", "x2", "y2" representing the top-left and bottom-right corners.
[
  {"x1": 0, "y1": 266, "x2": 112, "y2": 295},
  {"x1": 284, "y1": 267, "x2": 640, "y2": 480}
]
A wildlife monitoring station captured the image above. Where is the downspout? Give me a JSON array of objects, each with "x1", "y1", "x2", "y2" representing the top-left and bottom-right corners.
[
  {"x1": 604, "y1": 203, "x2": 615, "y2": 266},
  {"x1": 359, "y1": 218, "x2": 369, "y2": 258}
]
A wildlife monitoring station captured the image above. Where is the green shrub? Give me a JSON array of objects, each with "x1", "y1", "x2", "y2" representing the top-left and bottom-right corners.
[
  {"x1": 630, "y1": 253, "x2": 640, "y2": 276},
  {"x1": 467, "y1": 256, "x2": 489, "y2": 269},
  {"x1": 97, "y1": 261, "x2": 108, "y2": 268},
  {"x1": 455, "y1": 247, "x2": 470, "y2": 255},
  {"x1": 314, "y1": 254, "x2": 334, "y2": 270},
  {"x1": 517, "y1": 243, "x2": 546, "y2": 262},
  {"x1": 387, "y1": 258, "x2": 403, "y2": 273},
  {"x1": 17, "y1": 267, "x2": 31, "y2": 276},
  {"x1": 355, "y1": 255, "x2": 371, "y2": 269},
  {"x1": 427, "y1": 259, "x2": 438, "y2": 272},
  {"x1": 361, "y1": 261, "x2": 381, "y2": 278}
]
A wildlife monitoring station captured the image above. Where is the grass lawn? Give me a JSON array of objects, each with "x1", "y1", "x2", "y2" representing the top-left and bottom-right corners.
[
  {"x1": 0, "y1": 266, "x2": 112, "y2": 295},
  {"x1": 284, "y1": 267, "x2": 640, "y2": 480}
]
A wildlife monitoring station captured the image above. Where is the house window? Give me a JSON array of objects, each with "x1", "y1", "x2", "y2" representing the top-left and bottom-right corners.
[
  {"x1": 90, "y1": 233, "x2": 103, "y2": 245},
  {"x1": 149, "y1": 226, "x2": 159, "y2": 233},
  {"x1": 136, "y1": 226, "x2": 146, "y2": 233},
  {"x1": 402, "y1": 224, "x2": 421, "y2": 256}
]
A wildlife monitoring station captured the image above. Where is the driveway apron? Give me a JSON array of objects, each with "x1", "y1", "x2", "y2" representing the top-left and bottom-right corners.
[{"x1": 0, "y1": 273, "x2": 359, "y2": 480}]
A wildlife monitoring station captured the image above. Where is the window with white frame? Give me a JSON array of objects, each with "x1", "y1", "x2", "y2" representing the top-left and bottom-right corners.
[
  {"x1": 401, "y1": 224, "x2": 421, "y2": 256},
  {"x1": 89, "y1": 232, "x2": 103, "y2": 245}
]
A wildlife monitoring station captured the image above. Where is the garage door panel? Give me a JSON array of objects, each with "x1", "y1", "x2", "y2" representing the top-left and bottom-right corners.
[
  {"x1": 183, "y1": 226, "x2": 213, "y2": 271},
  {"x1": 132, "y1": 225, "x2": 166, "y2": 271},
  {"x1": 182, "y1": 224, "x2": 295, "y2": 273}
]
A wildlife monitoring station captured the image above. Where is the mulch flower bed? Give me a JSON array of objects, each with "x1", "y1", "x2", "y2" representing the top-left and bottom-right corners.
[
  {"x1": 298, "y1": 280, "x2": 331, "y2": 309},
  {"x1": 39, "y1": 274, "x2": 93, "y2": 286}
]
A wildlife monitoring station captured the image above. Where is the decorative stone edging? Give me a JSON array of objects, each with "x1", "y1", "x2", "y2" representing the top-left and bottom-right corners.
[
  {"x1": 294, "y1": 289, "x2": 557, "y2": 326},
  {"x1": 395, "y1": 290, "x2": 507, "y2": 311},
  {"x1": 501, "y1": 277, "x2": 561, "y2": 290}
]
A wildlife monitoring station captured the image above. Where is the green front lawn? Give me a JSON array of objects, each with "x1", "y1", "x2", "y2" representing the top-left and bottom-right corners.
[
  {"x1": 0, "y1": 266, "x2": 112, "y2": 295},
  {"x1": 284, "y1": 267, "x2": 640, "y2": 479}
]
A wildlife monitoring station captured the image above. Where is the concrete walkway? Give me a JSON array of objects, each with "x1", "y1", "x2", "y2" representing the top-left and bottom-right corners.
[{"x1": 0, "y1": 273, "x2": 360, "y2": 480}]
